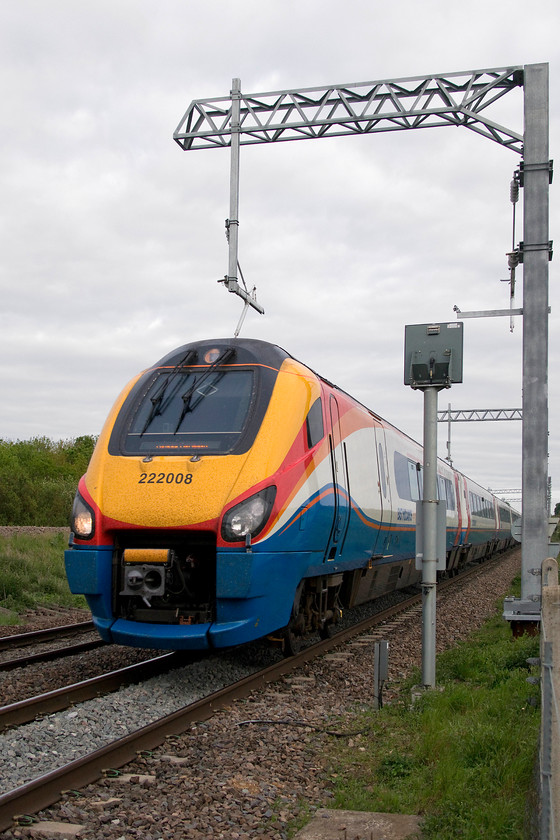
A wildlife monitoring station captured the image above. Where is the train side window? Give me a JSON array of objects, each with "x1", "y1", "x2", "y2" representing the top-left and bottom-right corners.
[
  {"x1": 408, "y1": 460, "x2": 421, "y2": 501},
  {"x1": 306, "y1": 398, "x2": 324, "y2": 448},
  {"x1": 470, "y1": 491, "x2": 491, "y2": 518},
  {"x1": 437, "y1": 476, "x2": 455, "y2": 511},
  {"x1": 394, "y1": 451, "x2": 411, "y2": 500},
  {"x1": 445, "y1": 478, "x2": 456, "y2": 511},
  {"x1": 469, "y1": 491, "x2": 475, "y2": 515},
  {"x1": 394, "y1": 451, "x2": 424, "y2": 503}
]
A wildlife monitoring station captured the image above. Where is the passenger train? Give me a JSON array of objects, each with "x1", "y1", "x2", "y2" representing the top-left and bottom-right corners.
[{"x1": 65, "y1": 338, "x2": 517, "y2": 652}]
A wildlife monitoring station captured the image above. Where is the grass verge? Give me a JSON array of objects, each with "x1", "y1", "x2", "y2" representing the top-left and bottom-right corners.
[
  {"x1": 0, "y1": 531, "x2": 87, "y2": 624},
  {"x1": 323, "y1": 591, "x2": 540, "y2": 839}
]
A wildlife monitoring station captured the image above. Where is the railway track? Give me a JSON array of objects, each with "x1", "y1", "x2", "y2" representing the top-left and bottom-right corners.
[
  {"x1": 0, "y1": 621, "x2": 104, "y2": 673},
  {"x1": 0, "y1": 555, "x2": 507, "y2": 833},
  {"x1": 0, "y1": 621, "x2": 95, "y2": 652}
]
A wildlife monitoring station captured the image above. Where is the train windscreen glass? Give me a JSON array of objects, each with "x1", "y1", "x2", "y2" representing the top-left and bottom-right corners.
[{"x1": 124, "y1": 369, "x2": 254, "y2": 454}]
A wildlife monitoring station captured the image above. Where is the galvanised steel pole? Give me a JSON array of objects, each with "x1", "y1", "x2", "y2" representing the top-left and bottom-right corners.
[
  {"x1": 520, "y1": 63, "x2": 550, "y2": 622},
  {"x1": 224, "y1": 77, "x2": 265, "y2": 319},
  {"x1": 227, "y1": 78, "x2": 242, "y2": 293},
  {"x1": 422, "y1": 386, "x2": 439, "y2": 688}
]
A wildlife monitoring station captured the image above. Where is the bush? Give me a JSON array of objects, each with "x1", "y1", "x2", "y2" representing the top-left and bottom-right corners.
[{"x1": 0, "y1": 436, "x2": 96, "y2": 526}]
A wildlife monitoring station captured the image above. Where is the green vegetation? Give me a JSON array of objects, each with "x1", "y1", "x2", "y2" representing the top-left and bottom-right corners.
[
  {"x1": 0, "y1": 530, "x2": 87, "y2": 624},
  {"x1": 325, "y1": 599, "x2": 540, "y2": 839},
  {"x1": 0, "y1": 436, "x2": 95, "y2": 526},
  {"x1": 552, "y1": 503, "x2": 560, "y2": 542}
]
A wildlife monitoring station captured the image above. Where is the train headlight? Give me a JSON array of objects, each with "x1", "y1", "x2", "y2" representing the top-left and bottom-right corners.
[
  {"x1": 70, "y1": 492, "x2": 95, "y2": 540},
  {"x1": 221, "y1": 487, "x2": 276, "y2": 542}
]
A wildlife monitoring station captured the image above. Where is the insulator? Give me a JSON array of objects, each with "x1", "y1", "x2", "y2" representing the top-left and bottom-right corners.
[{"x1": 510, "y1": 178, "x2": 519, "y2": 204}]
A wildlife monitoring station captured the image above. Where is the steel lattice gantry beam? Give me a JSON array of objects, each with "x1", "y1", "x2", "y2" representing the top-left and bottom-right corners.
[
  {"x1": 438, "y1": 408, "x2": 523, "y2": 422},
  {"x1": 174, "y1": 67, "x2": 524, "y2": 153}
]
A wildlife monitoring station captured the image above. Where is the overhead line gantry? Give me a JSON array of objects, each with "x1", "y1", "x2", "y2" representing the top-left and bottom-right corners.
[
  {"x1": 174, "y1": 68, "x2": 524, "y2": 152},
  {"x1": 174, "y1": 64, "x2": 551, "y2": 631}
]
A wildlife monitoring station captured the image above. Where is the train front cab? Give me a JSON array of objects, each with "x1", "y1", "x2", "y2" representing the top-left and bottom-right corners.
[{"x1": 66, "y1": 339, "x2": 353, "y2": 651}]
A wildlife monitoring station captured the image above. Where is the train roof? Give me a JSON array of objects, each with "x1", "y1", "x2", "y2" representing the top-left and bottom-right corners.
[{"x1": 154, "y1": 337, "x2": 291, "y2": 369}]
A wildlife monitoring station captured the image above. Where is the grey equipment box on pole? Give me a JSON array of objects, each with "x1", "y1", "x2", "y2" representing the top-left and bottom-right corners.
[{"x1": 404, "y1": 322, "x2": 464, "y2": 388}]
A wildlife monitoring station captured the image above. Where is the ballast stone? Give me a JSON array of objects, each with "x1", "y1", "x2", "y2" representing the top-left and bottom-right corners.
[{"x1": 29, "y1": 821, "x2": 84, "y2": 837}]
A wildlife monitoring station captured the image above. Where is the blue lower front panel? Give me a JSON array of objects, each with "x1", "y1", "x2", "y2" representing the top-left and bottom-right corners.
[
  {"x1": 65, "y1": 547, "x2": 114, "y2": 635},
  {"x1": 109, "y1": 618, "x2": 212, "y2": 650},
  {"x1": 64, "y1": 545, "x2": 307, "y2": 650}
]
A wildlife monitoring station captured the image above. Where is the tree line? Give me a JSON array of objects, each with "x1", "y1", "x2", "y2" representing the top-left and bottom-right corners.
[{"x1": 0, "y1": 436, "x2": 96, "y2": 526}]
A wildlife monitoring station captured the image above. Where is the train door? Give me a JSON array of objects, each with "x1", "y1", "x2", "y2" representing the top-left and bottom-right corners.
[
  {"x1": 453, "y1": 471, "x2": 463, "y2": 545},
  {"x1": 373, "y1": 426, "x2": 393, "y2": 555},
  {"x1": 324, "y1": 395, "x2": 350, "y2": 561},
  {"x1": 462, "y1": 476, "x2": 471, "y2": 542}
]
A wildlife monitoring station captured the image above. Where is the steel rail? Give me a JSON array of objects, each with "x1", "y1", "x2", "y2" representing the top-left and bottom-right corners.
[
  {"x1": 0, "y1": 552, "x2": 513, "y2": 831},
  {"x1": 0, "y1": 621, "x2": 95, "y2": 652},
  {"x1": 0, "y1": 638, "x2": 107, "y2": 673}
]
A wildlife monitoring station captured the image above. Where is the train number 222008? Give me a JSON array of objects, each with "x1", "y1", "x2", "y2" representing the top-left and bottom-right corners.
[{"x1": 138, "y1": 472, "x2": 193, "y2": 485}]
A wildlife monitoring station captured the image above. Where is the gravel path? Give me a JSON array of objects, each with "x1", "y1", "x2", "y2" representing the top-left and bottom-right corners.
[{"x1": 0, "y1": 548, "x2": 521, "y2": 840}]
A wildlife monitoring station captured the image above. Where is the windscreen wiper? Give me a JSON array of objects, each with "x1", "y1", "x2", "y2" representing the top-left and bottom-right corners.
[
  {"x1": 140, "y1": 349, "x2": 197, "y2": 436},
  {"x1": 173, "y1": 347, "x2": 235, "y2": 433}
]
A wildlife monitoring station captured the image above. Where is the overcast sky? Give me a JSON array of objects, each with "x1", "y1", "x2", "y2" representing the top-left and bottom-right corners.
[{"x1": 1, "y1": 0, "x2": 558, "y2": 509}]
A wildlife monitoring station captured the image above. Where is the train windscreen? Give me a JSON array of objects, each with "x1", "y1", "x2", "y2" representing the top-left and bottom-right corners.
[{"x1": 122, "y1": 369, "x2": 254, "y2": 455}]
